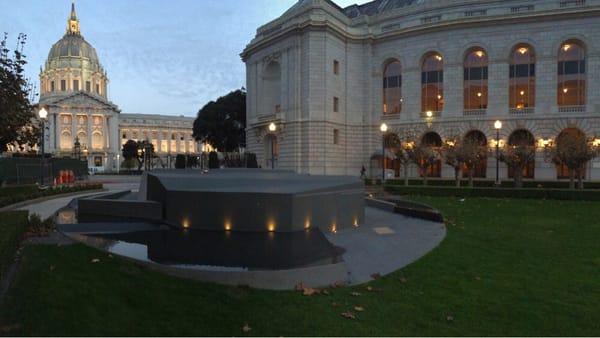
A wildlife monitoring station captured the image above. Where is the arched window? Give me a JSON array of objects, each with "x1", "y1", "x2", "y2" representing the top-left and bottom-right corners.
[
  {"x1": 463, "y1": 130, "x2": 488, "y2": 178},
  {"x1": 421, "y1": 53, "x2": 444, "y2": 113},
  {"x1": 92, "y1": 132, "x2": 103, "y2": 150},
  {"x1": 60, "y1": 131, "x2": 72, "y2": 150},
  {"x1": 464, "y1": 49, "x2": 488, "y2": 110},
  {"x1": 264, "y1": 134, "x2": 279, "y2": 169},
  {"x1": 421, "y1": 132, "x2": 442, "y2": 177},
  {"x1": 509, "y1": 44, "x2": 536, "y2": 110},
  {"x1": 508, "y1": 129, "x2": 535, "y2": 179},
  {"x1": 558, "y1": 41, "x2": 586, "y2": 107},
  {"x1": 383, "y1": 60, "x2": 402, "y2": 115},
  {"x1": 77, "y1": 132, "x2": 87, "y2": 147},
  {"x1": 262, "y1": 62, "x2": 281, "y2": 115}
]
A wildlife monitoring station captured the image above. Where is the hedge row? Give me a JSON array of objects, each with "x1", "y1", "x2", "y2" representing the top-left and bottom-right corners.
[
  {"x1": 385, "y1": 185, "x2": 600, "y2": 201},
  {"x1": 371, "y1": 179, "x2": 600, "y2": 190},
  {"x1": 0, "y1": 183, "x2": 103, "y2": 208},
  {"x1": 0, "y1": 210, "x2": 29, "y2": 281}
]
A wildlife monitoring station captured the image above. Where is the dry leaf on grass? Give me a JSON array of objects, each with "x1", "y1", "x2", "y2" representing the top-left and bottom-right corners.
[
  {"x1": 91, "y1": 258, "x2": 100, "y2": 263},
  {"x1": 399, "y1": 277, "x2": 408, "y2": 283},
  {"x1": 354, "y1": 306, "x2": 365, "y2": 312},
  {"x1": 446, "y1": 315, "x2": 454, "y2": 322},
  {"x1": 350, "y1": 291, "x2": 362, "y2": 297},
  {"x1": 242, "y1": 323, "x2": 251, "y2": 332},
  {"x1": 341, "y1": 311, "x2": 356, "y2": 320}
]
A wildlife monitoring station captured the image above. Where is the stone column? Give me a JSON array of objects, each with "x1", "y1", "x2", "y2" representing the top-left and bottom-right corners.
[
  {"x1": 443, "y1": 62, "x2": 462, "y2": 118},
  {"x1": 103, "y1": 114, "x2": 109, "y2": 149},
  {"x1": 70, "y1": 112, "x2": 76, "y2": 150},
  {"x1": 158, "y1": 131, "x2": 163, "y2": 154},
  {"x1": 87, "y1": 113, "x2": 92, "y2": 151}
]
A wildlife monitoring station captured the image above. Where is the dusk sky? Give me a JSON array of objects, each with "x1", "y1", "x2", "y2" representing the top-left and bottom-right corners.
[{"x1": 1, "y1": 0, "x2": 369, "y2": 117}]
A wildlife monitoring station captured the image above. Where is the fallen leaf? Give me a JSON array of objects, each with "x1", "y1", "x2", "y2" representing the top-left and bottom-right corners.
[
  {"x1": 366, "y1": 286, "x2": 373, "y2": 291},
  {"x1": 91, "y1": 258, "x2": 100, "y2": 263},
  {"x1": 446, "y1": 315, "x2": 454, "y2": 322},
  {"x1": 399, "y1": 277, "x2": 408, "y2": 283},
  {"x1": 341, "y1": 311, "x2": 356, "y2": 320},
  {"x1": 303, "y1": 287, "x2": 320, "y2": 296},
  {"x1": 330, "y1": 281, "x2": 345, "y2": 288},
  {"x1": 295, "y1": 282, "x2": 305, "y2": 291},
  {"x1": 49, "y1": 265, "x2": 55, "y2": 271},
  {"x1": 242, "y1": 323, "x2": 251, "y2": 333},
  {"x1": 322, "y1": 290, "x2": 330, "y2": 295},
  {"x1": 354, "y1": 306, "x2": 365, "y2": 312},
  {"x1": 475, "y1": 276, "x2": 481, "y2": 281},
  {"x1": 350, "y1": 292, "x2": 362, "y2": 297},
  {"x1": 108, "y1": 254, "x2": 113, "y2": 258},
  {"x1": 371, "y1": 273, "x2": 381, "y2": 280},
  {"x1": 331, "y1": 302, "x2": 340, "y2": 307}
]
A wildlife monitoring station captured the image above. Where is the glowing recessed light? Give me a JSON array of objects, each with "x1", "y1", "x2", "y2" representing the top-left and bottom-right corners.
[
  {"x1": 475, "y1": 50, "x2": 484, "y2": 58},
  {"x1": 477, "y1": 92, "x2": 482, "y2": 97},
  {"x1": 437, "y1": 95, "x2": 442, "y2": 100},
  {"x1": 563, "y1": 44, "x2": 571, "y2": 52},
  {"x1": 563, "y1": 88, "x2": 569, "y2": 93},
  {"x1": 518, "y1": 47, "x2": 528, "y2": 55},
  {"x1": 182, "y1": 219, "x2": 190, "y2": 229},
  {"x1": 520, "y1": 90, "x2": 525, "y2": 96},
  {"x1": 435, "y1": 55, "x2": 443, "y2": 61},
  {"x1": 304, "y1": 220, "x2": 311, "y2": 230},
  {"x1": 331, "y1": 224, "x2": 337, "y2": 234},
  {"x1": 426, "y1": 111, "x2": 433, "y2": 118},
  {"x1": 268, "y1": 222, "x2": 276, "y2": 232},
  {"x1": 224, "y1": 222, "x2": 232, "y2": 231}
]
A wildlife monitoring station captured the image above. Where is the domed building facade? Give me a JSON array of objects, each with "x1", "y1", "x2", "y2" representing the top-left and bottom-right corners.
[
  {"x1": 243, "y1": 0, "x2": 600, "y2": 181},
  {"x1": 38, "y1": 4, "x2": 199, "y2": 171}
]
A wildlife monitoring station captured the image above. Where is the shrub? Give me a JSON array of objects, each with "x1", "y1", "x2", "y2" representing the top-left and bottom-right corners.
[
  {"x1": 208, "y1": 152, "x2": 220, "y2": 169},
  {"x1": 175, "y1": 154, "x2": 186, "y2": 169},
  {"x1": 385, "y1": 185, "x2": 600, "y2": 201},
  {"x1": 246, "y1": 153, "x2": 258, "y2": 168}
]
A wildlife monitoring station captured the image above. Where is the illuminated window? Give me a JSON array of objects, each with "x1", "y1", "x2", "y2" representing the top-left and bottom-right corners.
[
  {"x1": 383, "y1": 60, "x2": 402, "y2": 115},
  {"x1": 421, "y1": 53, "x2": 444, "y2": 113},
  {"x1": 61, "y1": 80, "x2": 66, "y2": 91},
  {"x1": 464, "y1": 49, "x2": 488, "y2": 110},
  {"x1": 509, "y1": 44, "x2": 535, "y2": 109},
  {"x1": 558, "y1": 41, "x2": 586, "y2": 106}
]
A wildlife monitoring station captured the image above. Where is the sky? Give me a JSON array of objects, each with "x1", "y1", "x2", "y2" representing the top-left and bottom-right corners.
[{"x1": 1, "y1": 0, "x2": 370, "y2": 117}]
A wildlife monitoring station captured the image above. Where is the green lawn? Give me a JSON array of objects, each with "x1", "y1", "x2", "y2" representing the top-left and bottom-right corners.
[
  {"x1": 0, "y1": 211, "x2": 29, "y2": 282},
  {"x1": 1, "y1": 197, "x2": 599, "y2": 336},
  {"x1": 0, "y1": 184, "x2": 103, "y2": 208}
]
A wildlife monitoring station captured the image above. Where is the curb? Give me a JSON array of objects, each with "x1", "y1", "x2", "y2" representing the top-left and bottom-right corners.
[{"x1": 0, "y1": 189, "x2": 106, "y2": 213}]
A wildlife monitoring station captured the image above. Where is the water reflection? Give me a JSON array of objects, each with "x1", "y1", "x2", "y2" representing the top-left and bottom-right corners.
[
  {"x1": 56, "y1": 208, "x2": 77, "y2": 224},
  {"x1": 85, "y1": 228, "x2": 343, "y2": 271}
]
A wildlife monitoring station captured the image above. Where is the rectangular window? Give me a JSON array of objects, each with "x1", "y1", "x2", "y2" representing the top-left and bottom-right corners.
[
  {"x1": 60, "y1": 80, "x2": 66, "y2": 91},
  {"x1": 333, "y1": 97, "x2": 339, "y2": 112},
  {"x1": 333, "y1": 60, "x2": 340, "y2": 75},
  {"x1": 510, "y1": 64, "x2": 535, "y2": 78},
  {"x1": 50, "y1": 81, "x2": 55, "y2": 92},
  {"x1": 558, "y1": 60, "x2": 585, "y2": 75},
  {"x1": 86, "y1": 81, "x2": 91, "y2": 92},
  {"x1": 95, "y1": 84, "x2": 100, "y2": 94},
  {"x1": 73, "y1": 80, "x2": 79, "y2": 91},
  {"x1": 333, "y1": 129, "x2": 339, "y2": 145}
]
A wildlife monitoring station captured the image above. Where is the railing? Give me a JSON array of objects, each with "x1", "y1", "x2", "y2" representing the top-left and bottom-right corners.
[
  {"x1": 465, "y1": 10, "x2": 487, "y2": 17},
  {"x1": 558, "y1": 105, "x2": 586, "y2": 113},
  {"x1": 560, "y1": 0, "x2": 586, "y2": 8},
  {"x1": 463, "y1": 109, "x2": 486, "y2": 117},
  {"x1": 258, "y1": 114, "x2": 276, "y2": 121},
  {"x1": 421, "y1": 15, "x2": 441, "y2": 24},
  {"x1": 509, "y1": 107, "x2": 535, "y2": 115},
  {"x1": 381, "y1": 113, "x2": 401, "y2": 119},
  {"x1": 511, "y1": 5, "x2": 535, "y2": 13}
]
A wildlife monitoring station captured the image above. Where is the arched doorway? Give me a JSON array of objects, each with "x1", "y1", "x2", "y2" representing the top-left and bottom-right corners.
[
  {"x1": 508, "y1": 129, "x2": 536, "y2": 179},
  {"x1": 264, "y1": 134, "x2": 279, "y2": 169},
  {"x1": 555, "y1": 128, "x2": 586, "y2": 179},
  {"x1": 384, "y1": 133, "x2": 402, "y2": 177},
  {"x1": 421, "y1": 132, "x2": 442, "y2": 177},
  {"x1": 463, "y1": 130, "x2": 487, "y2": 178}
]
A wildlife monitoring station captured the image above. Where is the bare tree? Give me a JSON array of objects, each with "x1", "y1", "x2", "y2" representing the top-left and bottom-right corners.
[
  {"x1": 406, "y1": 143, "x2": 440, "y2": 186},
  {"x1": 544, "y1": 132, "x2": 599, "y2": 189},
  {"x1": 440, "y1": 137, "x2": 463, "y2": 187},
  {"x1": 498, "y1": 144, "x2": 536, "y2": 188}
]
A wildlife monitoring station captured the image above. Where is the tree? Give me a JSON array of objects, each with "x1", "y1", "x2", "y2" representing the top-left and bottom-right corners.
[
  {"x1": 460, "y1": 138, "x2": 488, "y2": 188},
  {"x1": 208, "y1": 151, "x2": 220, "y2": 169},
  {"x1": 0, "y1": 33, "x2": 39, "y2": 153},
  {"x1": 545, "y1": 131, "x2": 599, "y2": 189},
  {"x1": 406, "y1": 143, "x2": 440, "y2": 186},
  {"x1": 498, "y1": 134, "x2": 536, "y2": 188},
  {"x1": 137, "y1": 140, "x2": 155, "y2": 171},
  {"x1": 121, "y1": 140, "x2": 139, "y2": 172},
  {"x1": 187, "y1": 155, "x2": 199, "y2": 168},
  {"x1": 193, "y1": 89, "x2": 246, "y2": 152},
  {"x1": 246, "y1": 153, "x2": 258, "y2": 168},
  {"x1": 440, "y1": 138, "x2": 464, "y2": 187}
]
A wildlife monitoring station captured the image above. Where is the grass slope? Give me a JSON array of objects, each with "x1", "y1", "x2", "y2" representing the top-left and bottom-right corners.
[{"x1": 1, "y1": 197, "x2": 599, "y2": 336}]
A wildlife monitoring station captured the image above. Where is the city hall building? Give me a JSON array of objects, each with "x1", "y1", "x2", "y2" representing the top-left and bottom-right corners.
[
  {"x1": 33, "y1": 4, "x2": 200, "y2": 172},
  {"x1": 242, "y1": 0, "x2": 600, "y2": 180}
]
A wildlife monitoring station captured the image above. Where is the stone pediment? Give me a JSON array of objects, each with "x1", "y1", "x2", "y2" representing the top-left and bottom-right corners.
[{"x1": 40, "y1": 91, "x2": 120, "y2": 112}]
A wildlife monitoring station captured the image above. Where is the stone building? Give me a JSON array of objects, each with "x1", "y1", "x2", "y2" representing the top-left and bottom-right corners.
[
  {"x1": 37, "y1": 3, "x2": 199, "y2": 172},
  {"x1": 242, "y1": 0, "x2": 600, "y2": 180}
]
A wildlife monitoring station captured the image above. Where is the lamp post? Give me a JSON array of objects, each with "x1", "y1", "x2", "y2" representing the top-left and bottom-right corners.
[
  {"x1": 38, "y1": 107, "x2": 48, "y2": 186},
  {"x1": 494, "y1": 120, "x2": 502, "y2": 186},
  {"x1": 116, "y1": 154, "x2": 120, "y2": 174},
  {"x1": 380, "y1": 123, "x2": 388, "y2": 183},
  {"x1": 268, "y1": 122, "x2": 277, "y2": 169}
]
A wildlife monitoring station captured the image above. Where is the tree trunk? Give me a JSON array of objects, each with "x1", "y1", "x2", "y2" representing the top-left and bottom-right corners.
[
  {"x1": 455, "y1": 167, "x2": 461, "y2": 187},
  {"x1": 403, "y1": 164, "x2": 409, "y2": 186},
  {"x1": 578, "y1": 165, "x2": 585, "y2": 190},
  {"x1": 422, "y1": 167, "x2": 428, "y2": 186},
  {"x1": 569, "y1": 169, "x2": 575, "y2": 190},
  {"x1": 514, "y1": 168, "x2": 523, "y2": 188},
  {"x1": 468, "y1": 168, "x2": 474, "y2": 188}
]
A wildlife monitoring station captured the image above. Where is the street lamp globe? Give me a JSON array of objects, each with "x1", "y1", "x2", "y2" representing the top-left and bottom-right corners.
[
  {"x1": 426, "y1": 111, "x2": 433, "y2": 118},
  {"x1": 494, "y1": 120, "x2": 503, "y2": 130},
  {"x1": 380, "y1": 123, "x2": 388, "y2": 133},
  {"x1": 268, "y1": 122, "x2": 277, "y2": 132},
  {"x1": 38, "y1": 107, "x2": 48, "y2": 119}
]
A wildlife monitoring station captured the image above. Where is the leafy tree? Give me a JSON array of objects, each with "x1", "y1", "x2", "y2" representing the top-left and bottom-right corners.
[
  {"x1": 121, "y1": 140, "x2": 139, "y2": 172},
  {"x1": 193, "y1": 89, "x2": 246, "y2": 152},
  {"x1": 186, "y1": 155, "x2": 199, "y2": 168},
  {"x1": 137, "y1": 140, "x2": 155, "y2": 171},
  {"x1": 460, "y1": 138, "x2": 488, "y2": 188},
  {"x1": 208, "y1": 151, "x2": 219, "y2": 169},
  {"x1": 545, "y1": 131, "x2": 599, "y2": 189},
  {"x1": 406, "y1": 143, "x2": 440, "y2": 186},
  {"x1": 440, "y1": 137, "x2": 464, "y2": 187},
  {"x1": 0, "y1": 33, "x2": 39, "y2": 153}
]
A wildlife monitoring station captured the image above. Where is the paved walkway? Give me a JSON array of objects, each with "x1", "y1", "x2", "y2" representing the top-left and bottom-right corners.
[
  {"x1": 18, "y1": 175, "x2": 141, "y2": 220},
  {"x1": 326, "y1": 207, "x2": 446, "y2": 285}
]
